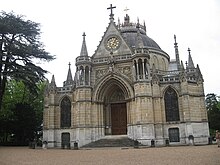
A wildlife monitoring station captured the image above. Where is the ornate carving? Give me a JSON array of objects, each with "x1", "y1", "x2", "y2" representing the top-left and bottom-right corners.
[
  {"x1": 118, "y1": 66, "x2": 132, "y2": 79},
  {"x1": 95, "y1": 69, "x2": 107, "y2": 79}
]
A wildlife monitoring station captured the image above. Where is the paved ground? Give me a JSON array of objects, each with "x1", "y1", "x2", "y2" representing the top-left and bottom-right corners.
[{"x1": 0, "y1": 145, "x2": 220, "y2": 165}]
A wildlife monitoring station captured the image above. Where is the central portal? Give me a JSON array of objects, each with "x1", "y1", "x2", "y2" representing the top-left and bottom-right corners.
[{"x1": 111, "y1": 103, "x2": 127, "y2": 135}]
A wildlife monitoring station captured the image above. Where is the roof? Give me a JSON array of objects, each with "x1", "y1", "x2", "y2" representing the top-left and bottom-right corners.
[{"x1": 120, "y1": 26, "x2": 161, "y2": 50}]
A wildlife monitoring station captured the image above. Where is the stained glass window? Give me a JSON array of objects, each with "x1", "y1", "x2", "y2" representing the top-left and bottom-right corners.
[
  {"x1": 60, "y1": 97, "x2": 71, "y2": 128},
  {"x1": 164, "y1": 87, "x2": 180, "y2": 122}
]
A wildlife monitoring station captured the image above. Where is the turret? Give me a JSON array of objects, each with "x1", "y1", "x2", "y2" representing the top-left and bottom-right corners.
[
  {"x1": 75, "y1": 33, "x2": 92, "y2": 87},
  {"x1": 63, "y1": 62, "x2": 74, "y2": 87}
]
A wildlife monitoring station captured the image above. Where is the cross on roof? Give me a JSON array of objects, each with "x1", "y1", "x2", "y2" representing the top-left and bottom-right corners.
[
  {"x1": 107, "y1": 4, "x2": 116, "y2": 20},
  {"x1": 124, "y1": 7, "x2": 130, "y2": 13},
  {"x1": 188, "y1": 47, "x2": 191, "y2": 55}
]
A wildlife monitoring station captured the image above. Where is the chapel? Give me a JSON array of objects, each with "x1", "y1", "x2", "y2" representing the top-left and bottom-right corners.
[{"x1": 43, "y1": 4, "x2": 209, "y2": 148}]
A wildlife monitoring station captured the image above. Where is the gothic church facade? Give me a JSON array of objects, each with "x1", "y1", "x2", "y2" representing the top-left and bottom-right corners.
[{"x1": 43, "y1": 5, "x2": 209, "y2": 148}]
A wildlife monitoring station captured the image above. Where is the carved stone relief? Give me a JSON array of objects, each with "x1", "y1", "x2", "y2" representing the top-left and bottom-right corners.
[
  {"x1": 118, "y1": 66, "x2": 132, "y2": 79},
  {"x1": 95, "y1": 69, "x2": 107, "y2": 79}
]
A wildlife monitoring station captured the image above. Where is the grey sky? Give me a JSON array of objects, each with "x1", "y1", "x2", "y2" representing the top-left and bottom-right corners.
[{"x1": 1, "y1": 0, "x2": 220, "y2": 95}]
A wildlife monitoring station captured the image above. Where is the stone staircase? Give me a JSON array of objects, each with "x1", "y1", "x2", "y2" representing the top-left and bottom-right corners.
[{"x1": 82, "y1": 135, "x2": 137, "y2": 148}]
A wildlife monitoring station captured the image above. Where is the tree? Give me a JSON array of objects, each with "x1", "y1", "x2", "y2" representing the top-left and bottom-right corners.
[
  {"x1": 205, "y1": 93, "x2": 220, "y2": 136},
  {"x1": 0, "y1": 11, "x2": 55, "y2": 110},
  {"x1": 0, "y1": 80, "x2": 46, "y2": 145},
  {"x1": 11, "y1": 103, "x2": 37, "y2": 145}
]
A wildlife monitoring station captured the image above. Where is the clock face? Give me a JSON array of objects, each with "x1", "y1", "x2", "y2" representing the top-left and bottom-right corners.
[{"x1": 106, "y1": 36, "x2": 120, "y2": 51}]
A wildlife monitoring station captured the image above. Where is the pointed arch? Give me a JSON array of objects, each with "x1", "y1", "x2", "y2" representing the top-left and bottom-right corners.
[
  {"x1": 93, "y1": 73, "x2": 134, "y2": 102},
  {"x1": 60, "y1": 96, "x2": 71, "y2": 128},
  {"x1": 79, "y1": 66, "x2": 84, "y2": 85},
  {"x1": 85, "y1": 66, "x2": 90, "y2": 85},
  {"x1": 161, "y1": 58, "x2": 166, "y2": 71},
  {"x1": 164, "y1": 86, "x2": 180, "y2": 122},
  {"x1": 138, "y1": 59, "x2": 143, "y2": 79}
]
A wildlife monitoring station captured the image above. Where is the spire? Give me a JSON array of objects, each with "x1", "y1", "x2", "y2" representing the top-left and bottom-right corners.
[
  {"x1": 136, "y1": 17, "x2": 140, "y2": 28},
  {"x1": 63, "y1": 62, "x2": 73, "y2": 87},
  {"x1": 50, "y1": 75, "x2": 56, "y2": 87},
  {"x1": 118, "y1": 17, "x2": 121, "y2": 28},
  {"x1": 196, "y1": 64, "x2": 204, "y2": 82},
  {"x1": 66, "y1": 62, "x2": 73, "y2": 82},
  {"x1": 107, "y1": 4, "x2": 116, "y2": 21},
  {"x1": 187, "y1": 48, "x2": 195, "y2": 68},
  {"x1": 80, "y1": 32, "x2": 88, "y2": 56},
  {"x1": 143, "y1": 21, "x2": 147, "y2": 32},
  {"x1": 181, "y1": 60, "x2": 185, "y2": 70},
  {"x1": 174, "y1": 35, "x2": 180, "y2": 69},
  {"x1": 49, "y1": 74, "x2": 57, "y2": 91},
  {"x1": 196, "y1": 64, "x2": 202, "y2": 75}
]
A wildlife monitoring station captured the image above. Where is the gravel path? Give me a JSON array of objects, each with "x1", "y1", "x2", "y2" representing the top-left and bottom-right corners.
[{"x1": 0, "y1": 145, "x2": 219, "y2": 165}]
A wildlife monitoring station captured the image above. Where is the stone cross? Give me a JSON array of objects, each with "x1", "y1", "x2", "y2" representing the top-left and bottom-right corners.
[{"x1": 107, "y1": 4, "x2": 116, "y2": 20}]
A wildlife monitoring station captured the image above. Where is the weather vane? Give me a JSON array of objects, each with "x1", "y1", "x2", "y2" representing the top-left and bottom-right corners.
[{"x1": 124, "y1": 7, "x2": 130, "y2": 14}]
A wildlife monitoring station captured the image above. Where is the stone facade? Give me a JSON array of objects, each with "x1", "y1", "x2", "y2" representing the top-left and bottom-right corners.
[{"x1": 43, "y1": 6, "x2": 209, "y2": 148}]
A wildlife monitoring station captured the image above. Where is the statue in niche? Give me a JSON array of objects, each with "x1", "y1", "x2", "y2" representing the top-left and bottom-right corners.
[{"x1": 108, "y1": 54, "x2": 115, "y2": 72}]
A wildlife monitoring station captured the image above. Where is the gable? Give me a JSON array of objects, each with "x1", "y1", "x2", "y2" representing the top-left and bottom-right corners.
[{"x1": 93, "y1": 21, "x2": 132, "y2": 58}]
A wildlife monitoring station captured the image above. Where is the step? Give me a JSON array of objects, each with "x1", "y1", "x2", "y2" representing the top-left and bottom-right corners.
[{"x1": 82, "y1": 135, "x2": 137, "y2": 148}]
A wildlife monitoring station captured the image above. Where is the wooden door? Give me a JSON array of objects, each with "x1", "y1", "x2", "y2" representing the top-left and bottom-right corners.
[
  {"x1": 61, "y1": 133, "x2": 70, "y2": 149},
  {"x1": 111, "y1": 103, "x2": 127, "y2": 135}
]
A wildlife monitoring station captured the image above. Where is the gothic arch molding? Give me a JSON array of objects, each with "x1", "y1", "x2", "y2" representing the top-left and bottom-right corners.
[
  {"x1": 163, "y1": 86, "x2": 180, "y2": 122},
  {"x1": 59, "y1": 95, "x2": 72, "y2": 105},
  {"x1": 162, "y1": 85, "x2": 179, "y2": 96},
  {"x1": 92, "y1": 73, "x2": 134, "y2": 102},
  {"x1": 60, "y1": 96, "x2": 71, "y2": 128}
]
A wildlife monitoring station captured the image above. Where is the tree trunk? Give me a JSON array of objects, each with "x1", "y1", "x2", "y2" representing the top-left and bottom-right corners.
[
  {"x1": 0, "y1": 76, "x2": 7, "y2": 111},
  {"x1": 0, "y1": 34, "x2": 15, "y2": 110}
]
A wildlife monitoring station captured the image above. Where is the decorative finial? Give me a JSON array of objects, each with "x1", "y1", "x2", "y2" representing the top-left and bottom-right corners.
[
  {"x1": 188, "y1": 47, "x2": 191, "y2": 55},
  {"x1": 174, "y1": 34, "x2": 177, "y2": 44},
  {"x1": 118, "y1": 17, "x2": 121, "y2": 28},
  {"x1": 68, "y1": 62, "x2": 71, "y2": 68},
  {"x1": 143, "y1": 21, "x2": 146, "y2": 32},
  {"x1": 82, "y1": 32, "x2": 86, "y2": 39},
  {"x1": 173, "y1": 34, "x2": 180, "y2": 69},
  {"x1": 136, "y1": 17, "x2": 140, "y2": 28},
  {"x1": 107, "y1": 4, "x2": 116, "y2": 20}
]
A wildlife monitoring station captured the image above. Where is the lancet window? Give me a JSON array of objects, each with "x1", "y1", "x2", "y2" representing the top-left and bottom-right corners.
[
  {"x1": 60, "y1": 97, "x2": 71, "y2": 128},
  {"x1": 133, "y1": 58, "x2": 149, "y2": 80},
  {"x1": 76, "y1": 65, "x2": 91, "y2": 86},
  {"x1": 164, "y1": 87, "x2": 180, "y2": 122}
]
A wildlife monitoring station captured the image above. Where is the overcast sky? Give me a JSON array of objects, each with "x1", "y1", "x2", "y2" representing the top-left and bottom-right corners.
[{"x1": 1, "y1": 0, "x2": 220, "y2": 96}]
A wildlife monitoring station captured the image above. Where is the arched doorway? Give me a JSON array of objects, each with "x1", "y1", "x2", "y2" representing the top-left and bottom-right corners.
[
  {"x1": 103, "y1": 82, "x2": 127, "y2": 135},
  {"x1": 93, "y1": 75, "x2": 134, "y2": 136}
]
